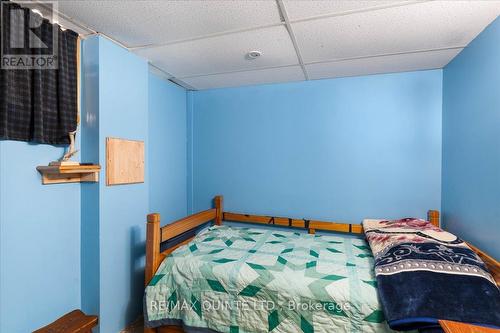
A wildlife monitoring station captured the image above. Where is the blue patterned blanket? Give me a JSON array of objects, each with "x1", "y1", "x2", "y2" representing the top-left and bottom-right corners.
[{"x1": 362, "y1": 218, "x2": 500, "y2": 331}]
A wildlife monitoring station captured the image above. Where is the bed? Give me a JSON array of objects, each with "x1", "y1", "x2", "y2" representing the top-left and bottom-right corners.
[
  {"x1": 144, "y1": 196, "x2": 500, "y2": 333},
  {"x1": 145, "y1": 224, "x2": 392, "y2": 333}
]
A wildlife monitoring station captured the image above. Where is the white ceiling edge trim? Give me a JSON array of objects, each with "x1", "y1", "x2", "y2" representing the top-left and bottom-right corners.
[
  {"x1": 175, "y1": 45, "x2": 466, "y2": 80},
  {"x1": 304, "y1": 45, "x2": 466, "y2": 66},
  {"x1": 188, "y1": 66, "x2": 446, "y2": 91},
  {"x1": 181, "y1": 47, "x2": 466, "y2": 90},
  {"x1": 186, "y1": 64, "x2": 445, "y2": 83},
  {"x1": 182, "y1": 65, "x2": 305, "y2": 90},
  {"x1": 147, "y1": 63, "x2": 195, "y2": 90},
  {"x1": 169, "y1": 78, "x2": 197, "y2": 91},
  {"x1": 149, "y1": 64, "x2": 172, "y2": 81},
  {"x1": 308, "y1": 66, "x2": 445, "y2": 83}
]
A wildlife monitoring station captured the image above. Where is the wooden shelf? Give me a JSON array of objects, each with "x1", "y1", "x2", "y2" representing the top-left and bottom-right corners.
[{"x1": 36, "y1": 164, "x2": 101, "y2": 185}]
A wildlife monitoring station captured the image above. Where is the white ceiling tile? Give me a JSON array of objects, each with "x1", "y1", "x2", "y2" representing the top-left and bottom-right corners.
[
  {"x1": 293, "y1": 1, "x2": 500, "y2": 63},
  {"x1": 53, "y1": 0, "x2": 500, "y2": 89},
  {"x1": 305, "y1": 48, "x2": 462, "y2": 80},
  {"x1": 134, "y1": 26, "x2": 299, "y2": 78},
  {"x1": 283, "y1": 0, "x2": 410, "y2": 21},
  {"x1": 181, "y1": 66, "x2": 305, "y2": 90},
  {"x1": 57, "y1": 1, "x2": 282, "y2": 47}
]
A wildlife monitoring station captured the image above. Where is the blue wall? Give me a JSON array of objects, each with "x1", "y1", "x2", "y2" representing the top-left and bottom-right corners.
[
  {"x1": 190, "y1": 70, "x2": 443, "y2": 223},
  {"x1": 79, "y1": 36, "x2": 189, "y2": 332},
  {"x1": 98, "y1": 36, "x2": 149, "y2": 333},
  {"x1": 78, "y1": 36, "x2": 150, "y2": 333},
  {"x1": 442, "y1": 17, "x2": 500, "y2": 260},
  {"x1": 0, "y1": 141, "x2": 81, "y2": 332},
  {"x1": 149, "y1": 73, "x2": 188, "y2": 223},
  {"x1": 0, "y1": 36, "x2": 84, "y2": 331}
]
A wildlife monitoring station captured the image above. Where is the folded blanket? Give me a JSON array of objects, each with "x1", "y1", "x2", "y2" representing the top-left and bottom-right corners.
[{"x1": 362, "y1": 218, "x2": 500, "y2": 331}]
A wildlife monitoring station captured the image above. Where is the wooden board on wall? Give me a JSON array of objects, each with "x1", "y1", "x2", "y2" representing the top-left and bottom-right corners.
[{"x1": 106, "y1": 137, "x2": 144, "y2": 185}]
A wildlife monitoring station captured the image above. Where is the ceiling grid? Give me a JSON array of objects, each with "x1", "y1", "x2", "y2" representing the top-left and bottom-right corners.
[
  {"x1": 26, "y1": 0, "x2": 500, "y2": 90},
  {"x1": 276, "y1": 0, "x2": 309, "y2": 80}
]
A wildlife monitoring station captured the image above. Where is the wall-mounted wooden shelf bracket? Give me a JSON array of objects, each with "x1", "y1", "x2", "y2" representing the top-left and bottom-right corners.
[{"x1": 36, "y1": 164, "x2": 101, "y2": 185}]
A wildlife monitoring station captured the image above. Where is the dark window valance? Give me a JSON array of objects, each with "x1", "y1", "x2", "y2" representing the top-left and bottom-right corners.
[{"x1": 0, "y1": 0, "x2": 78, "y2": 145}]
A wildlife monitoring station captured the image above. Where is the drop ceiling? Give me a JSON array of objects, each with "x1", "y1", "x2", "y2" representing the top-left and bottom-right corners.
[{"x1": 51, "y1": 0, "x2": 500, "y2": 90}]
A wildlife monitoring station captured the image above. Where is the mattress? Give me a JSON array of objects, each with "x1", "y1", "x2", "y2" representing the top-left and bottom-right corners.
[{"x1": 144, "y1": 225, "x2": 398, "y2": 333}]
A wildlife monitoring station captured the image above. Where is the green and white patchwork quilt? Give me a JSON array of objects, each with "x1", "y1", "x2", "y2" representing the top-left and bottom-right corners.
[{"x1": 145, "y1": 225, "x2": 397, "y2": 333}]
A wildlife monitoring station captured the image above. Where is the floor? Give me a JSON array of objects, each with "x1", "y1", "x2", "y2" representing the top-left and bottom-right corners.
[{"x1": 120, "y1": 317, "x2": 144, "y2": 333}]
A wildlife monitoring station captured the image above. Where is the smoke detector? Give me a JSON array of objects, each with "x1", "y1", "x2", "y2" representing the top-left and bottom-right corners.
[{"x1": 246, "y1": 51, "x2": 262, "y2": 60}]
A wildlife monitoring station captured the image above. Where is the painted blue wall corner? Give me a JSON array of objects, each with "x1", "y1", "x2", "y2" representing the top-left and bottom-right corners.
[
  {"x1": 187, "y1": 91, "x2": 195, "y2": 215},
  {"x1": 80, "y1": 34, "x2": 101, "y2": 319},
  {"x1": 97, "y1": 36, "x2": 149, "y2": 333},
  {"x1": 80, "y1": 36, "x2": 190, "y2": 333},
  {"x1": 442, "y1": 17, "x2": 500, "y2": 260},
  {"x1": 149, "y1": 73, "x2": 188, "y2": 224}
]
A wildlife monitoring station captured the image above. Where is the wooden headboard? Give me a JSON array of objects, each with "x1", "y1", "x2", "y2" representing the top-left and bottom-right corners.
[{"x1": 145, "y1": 200, "x2": 222, "y2": 287}]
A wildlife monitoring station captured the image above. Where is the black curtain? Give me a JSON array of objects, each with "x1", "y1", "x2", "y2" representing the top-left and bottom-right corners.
[{"x1": 0, "y1": 0, "x2": 78, "y2": 145}]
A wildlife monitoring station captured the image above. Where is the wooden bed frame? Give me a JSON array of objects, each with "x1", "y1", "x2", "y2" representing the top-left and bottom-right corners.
[{"x1": 144, "y1": 195, "x2": 500, "y2": 333}]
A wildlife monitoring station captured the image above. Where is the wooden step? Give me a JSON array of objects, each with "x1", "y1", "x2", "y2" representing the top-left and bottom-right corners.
[{"x1": 33, "y1": 309, "x2": 98, "y2": 333}]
